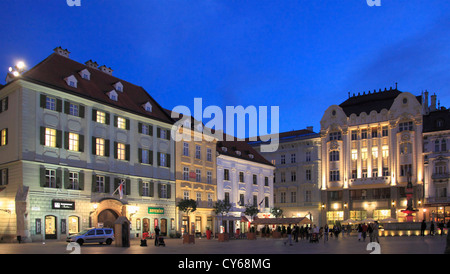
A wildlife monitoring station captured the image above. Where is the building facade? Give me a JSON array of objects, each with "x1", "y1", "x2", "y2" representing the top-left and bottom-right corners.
[
  {"x1": 319, "y1": 87, "x2": 425, "y2": 225},
  {"x1": 422, "y1": 92, "x2": 450, "y2": 224},
  {"x1": 170, "y1": 114, "x2": 218, "y2": 235},
  {"x1": 249, "y1": 129, "x2": 322, "y2": 225},
  {"x1": 0, "y1": 48, "x2": 176, "y2": 242},
  {"x1": 216, "y1": 135, "x2": 275, "y2": 235}
]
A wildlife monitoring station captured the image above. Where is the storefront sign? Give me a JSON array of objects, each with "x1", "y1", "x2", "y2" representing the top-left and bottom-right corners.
[
  {"x1": 52, "y1": 200, "x2": 75, "y2": 210},
  {"x1": 148, "y1": 207, "x2": 164, "y2": 214}
]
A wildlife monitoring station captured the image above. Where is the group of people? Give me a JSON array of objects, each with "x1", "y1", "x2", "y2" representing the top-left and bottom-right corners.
[
  {"x1": 356, "y1": 222, "x2": 380, "y2": 243},
  {"x1": 283, "y1": 224, "x2": 348, "y2": 245},
  {"x1": 420, "y1": 220, "x2": 450, "y2": 236}
]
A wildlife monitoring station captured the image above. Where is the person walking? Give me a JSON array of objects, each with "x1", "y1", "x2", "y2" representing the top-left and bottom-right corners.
[
  {"x1": 420, "y1": 220, "x2": 426, "y2": 236},
  {"x1": 362, "y1": 223, "x2": 368, "y2": 242},
  {"x1": 368, "y1": 223, "x2": 374, "y2": 242},
  {"x1": 430, "y1": 221, "x2": 435, "y2": 236},
  {"x1": 293, "y1": 225, "x2": 299, "y2": 242},
  {"x1": 357, "y1": 223, "x2": 362, "y2": 241},
  {"x1": 154, "y1": 225, "x2": 160, "y2": 246},
  {"x1": 284, "y1": 225, "x2": 293, "y2": 246},
  {"x1": 372, "y1": 221, "x2": 380, "y2": 243},
  {"x1": 324, "y1": 224, "x2": 329, "y2": 242}
]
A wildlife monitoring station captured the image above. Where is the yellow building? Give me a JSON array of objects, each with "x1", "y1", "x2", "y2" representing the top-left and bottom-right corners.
[{"x1": 169, "y1": 113, "x2": 218, "y2": 235}]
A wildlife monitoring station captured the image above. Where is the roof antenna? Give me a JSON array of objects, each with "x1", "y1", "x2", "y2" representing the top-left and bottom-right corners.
[{"x1": 395, "y1": 82, "x2": 398, "y2": 90}]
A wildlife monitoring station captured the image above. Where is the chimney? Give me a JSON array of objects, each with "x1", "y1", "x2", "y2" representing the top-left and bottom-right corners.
[
  {"x1": 53, "y1": 47, "x2": 70, "y2": 58},
  {"x1": 423, "y1": 90, "x2": 429, "y2": 114},
  {"x1": 430, "y1": 93, "x2": 437, "y2": 111},
  {"x1": 99, "y1": 65, "x2": 113, "y2": 76},
  {"x1": 85, "y1": 60, "x2": 99, "y2": 69},
  {"x1": 306, "y1": 126, "x2": 313, "y2": 132}
]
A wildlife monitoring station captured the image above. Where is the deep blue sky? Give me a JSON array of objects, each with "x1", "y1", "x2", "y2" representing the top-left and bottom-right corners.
[{"x1": 1, "y1": 0, "x2": 449, "y2": 137}]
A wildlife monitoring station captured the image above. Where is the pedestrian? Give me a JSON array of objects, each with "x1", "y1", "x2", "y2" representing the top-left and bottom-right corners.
[
  {"x1": 362, "y1": 223, "x2": 368, "y2": 242},
  {"x1": 430, "y1": 221, "x2": 435, "y2": 236},
  {"x1": 439, "y1": 221, "x2": 445, "y2": 236},
  {"x1": 420, "y1": 220, "x2": 426, "y2": 236},
  {"x1": 284, "y1": 225, "x2": 293, "y2": 246},
  {"x1": 324, "y1": 224, "x2": 329, "y2": 242},
  {"x1": 368, "y1": 223, "x2": 374, "y2": 242},
  {"x1": 154, "y1": 225, "x2": 160, "y2": 246},
  {"x1": 372, "y1": 221, "x2": 380, "y2": 243},
  {"x1": 293, "y1": 225, "x2": 299, "y2": 242},
  {"x1": 357, "y1": 223, "x2": 362, "y2": 241}
]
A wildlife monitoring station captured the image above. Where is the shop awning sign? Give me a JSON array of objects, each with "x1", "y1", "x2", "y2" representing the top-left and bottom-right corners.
[{"x1": 148, "y1": 207, "x2": 164, "y2": 214}]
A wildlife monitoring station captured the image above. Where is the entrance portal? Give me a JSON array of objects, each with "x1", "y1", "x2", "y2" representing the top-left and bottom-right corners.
[
  {"x1": 98, "y1": 209, "x2": 119, "y2": 228},
  {"x1": 45, "y1": 215, "x2": 57, "y2": 239}
]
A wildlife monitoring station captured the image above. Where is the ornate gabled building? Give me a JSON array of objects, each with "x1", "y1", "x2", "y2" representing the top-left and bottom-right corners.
[
  {"x1": 0, "y1": 48, "x2": 176, "y2": 242},
  {"x1": 422, "y1": 91, "x2": 450, "y2": 224},
  {"x1": 319, "y1": 87, "x2": 425, "y2": 225}
]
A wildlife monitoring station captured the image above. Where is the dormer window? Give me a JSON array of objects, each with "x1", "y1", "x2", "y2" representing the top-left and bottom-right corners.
[
  {"x1": 79, "y1": 68, "x2": 90, "y2": 80},
  {"x1": 64, "y1": 75, "x2": 77, "y2": 88},
  {"x1": 221, "y1": 147, "x2": 227, "y2": 152},
  {"x1": 107, "y1": 90, "x2": 119, "y2": 101},
  {"x1": 142, "y1": 101, "x2": 152, "y2": 112},
  {"x1": 236, "y1": 151, "x2": 241, "y2": 156},
  {"x1": 249, "y1": 154, "x2": 254, "y2": 159},
  {"x1": 113, "y1": 82, "x2": 123, "y2": 92}
]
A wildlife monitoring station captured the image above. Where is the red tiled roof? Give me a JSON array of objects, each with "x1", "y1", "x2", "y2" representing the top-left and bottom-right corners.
[
  {"x1": 218, "y1": 133, "x2": 273, "y2": 166},
  {"x1": 20, "y1": 52, "x2": 173, "y2": 124}
]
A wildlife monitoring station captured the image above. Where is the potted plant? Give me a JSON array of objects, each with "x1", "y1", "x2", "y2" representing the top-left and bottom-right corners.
[
  {"x1": 271, "y1": 207, "x2": 283, "y2": 238},
  {"x1": 213, "y1": 200, "x2": 232, "y2": 242},
  {"x1": 273, "y1": 225, "x2": 282, "y2": 238},
  {"x1": 177, "y1": 199, "x2": 197, "y2": 244}
]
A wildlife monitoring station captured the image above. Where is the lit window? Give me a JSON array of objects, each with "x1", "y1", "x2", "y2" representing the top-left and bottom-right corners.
[
  {"x1": 0, "y1": 129, "x2": 7, "y2": 146},
  {"x1": 45, "y1": 128, "x2": 57, "y2": 147},
  {"x1": 96, "y1": 111, "x2": 106, "y2": 124},
  {"x1": 117, "y1": 117, "x2": 126, "y2": 129},
  {"x1": 45, "y1": 169, "x2": 56, "y2": 188},
  {"x1": 68, "y1": 133, "x2": 79, "y2": 151},
  {"x1": 96, "y1": 138, "x2": 105, "y2": 156},
  {"x1": 117, "y1": 143, "x2": 126, "y2": 160}
]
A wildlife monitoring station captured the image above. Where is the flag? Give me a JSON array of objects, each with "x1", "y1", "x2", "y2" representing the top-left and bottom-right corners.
[{"x1": 118, "y1": 180, "x2": 124, "y2": 199}]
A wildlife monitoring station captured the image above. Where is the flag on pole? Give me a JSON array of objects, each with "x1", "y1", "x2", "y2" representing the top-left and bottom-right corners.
[{"x1": 118, "y1": 180, "x2": 124, "y2": 200}]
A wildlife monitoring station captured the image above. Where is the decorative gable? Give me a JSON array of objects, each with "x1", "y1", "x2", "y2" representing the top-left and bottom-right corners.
[
  {"x1": 79, "y1": 68, "x2": 90, "y2": 80},
  {"x1": 64, "y1": 75, "x2": 78, "y2": 88},
  {"x1": 142, "y1": 101, "x2": 152, "y2": 112},
  {"x1": 113, "y1": 81, "x2": 123, "y2": 92},
  {"x1": 107, "y1": 89, "x2": 119, "y2": 101}
]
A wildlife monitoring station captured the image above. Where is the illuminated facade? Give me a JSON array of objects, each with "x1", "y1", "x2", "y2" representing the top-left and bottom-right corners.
[
  {"x1": 422, "y1": 92, "x2": 450, "y2": 224},
  {"x1": 319, "y1": 87, "x2": 425, "y2": 225},
  {"x1": 0, "y1": 48, "x2": 176, "y2": 242}
]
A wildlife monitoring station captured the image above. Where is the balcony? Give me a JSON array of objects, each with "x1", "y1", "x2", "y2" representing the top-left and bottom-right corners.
[
  {"x1": 350, "y1": 176, "x2": 390, "y2": 187},
  {"x1": 431, "y1": 173, "x2": 449, "y2": 180}
]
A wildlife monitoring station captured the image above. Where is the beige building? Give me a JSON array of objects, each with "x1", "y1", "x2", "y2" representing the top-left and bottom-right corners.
[
  {"x1": 320, "y1": 87, "x2": 425, "y2": 225},
  {"x1": 169, "y1": 114, "x2": 218, "y2": 235}
]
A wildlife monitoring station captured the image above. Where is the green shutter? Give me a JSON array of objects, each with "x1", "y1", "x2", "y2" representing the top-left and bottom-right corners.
[
  {"x1": 79, "y1": 134, "x2": 84, "y2": 152},
  {"x1": 149, "y1": 150, "x2": 153, "y2": 165},
  {"x1": 126, "y1": 179, "x2": 131, "y2": 195},
  {"x1": 113, "y1": 116, "x2": 118, "y2": 127},
  {"x1": 105, "y1": 176, "x2": 110, "y2": 193},
  {"x1": 138, "y1": 122, "x2": 142, "y2": 134},
  {"x1": 56, "y1": 130, "x2": 62, "y2": 148},
  {"x1": 114, "y1": 142, "x2": 118, "y2": 159},
  {"x1": 64, "y1": 132, "x2": 69, "y2": 150},
  {"x1": 150, "y1": 181, "x2": 154, "y2": 197},
  {"x1": 167, "y1": 183, "x2": 171, "y2": 199},
  {"x1": 56, "y1": 168, "x2": 62, "y2": 188},
  {"x1": 79, "y1": 171, "x2": 84, "y2": 190},
  {"x1": 91, "y1": 136, "x2": 96, "y2": 155},
  {"x1": 125, "y1": 119, "x2": 130, "y2": 130},
  {"x1": 64, "y1": 169, "x2": 70, "y2": 189},
  {"x1": 166, "y1": 153, "x2": 171, "y2": 168},
  {"x1": 64, "y1": 101, "x2": 70, "y2": 114},
  {"x1": 56, "y1": 99, "x2": 62, "y2": 112},
  {"x1": 125, "y1": 144, "x2": 130, "y2": 161},
  {"x1": 138, "y1": 180, "x2": 143, "y2": 196},
  {"x1": 79, "y1": 105, "x2": 85, "y2": 118},
  {"x1": 92, "y1": 109, "x2": 97, "y2": 121},
  {"x1": 105, "y1": 139, "x2": 110, "y2": 157},
  {"x1": 40, "y1": 94, "x2": 46, "y2": 109},
  {"x1": 105, "y1": 113, "x2": 110, "y2": 125},
  {"x1": 158, "y1": 183, "x2": 161, "y2": 198},
  {"x1": 138, "y1": 148, "x2": 142, "y2": 163},
  {"x1": 40, "y1": 127, "x2": 45, "y2": 146},
  {"x1": 92, "y1": 174, "x2": 97, "y2": 192},
  {"x1": 40, "y1": 167, "x2": 46, "y2": 187}
]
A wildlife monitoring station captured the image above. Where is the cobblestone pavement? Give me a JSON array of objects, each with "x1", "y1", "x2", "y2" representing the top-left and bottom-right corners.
[{"x1": 0, "y1": 234, "x2": 447, "y2": 254}]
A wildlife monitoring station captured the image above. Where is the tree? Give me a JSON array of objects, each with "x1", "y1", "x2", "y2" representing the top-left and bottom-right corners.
[
  {"x1": 177, "y1": 199, "x2": 197, "y2": 234},
  {"x1": 271, "y1": 207, "x2": 283, "y2": 218},
  {"x1": 213, "y1": 200, "x2": 232, "y2": 232},
  {"x1": 244, "y1": 204, "x2": 259, "y2": 233}
]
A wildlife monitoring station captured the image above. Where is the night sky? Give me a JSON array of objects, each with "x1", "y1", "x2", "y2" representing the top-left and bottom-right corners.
[{"x1": 1, "y1": 0, "x2": 449, "y2": 137}]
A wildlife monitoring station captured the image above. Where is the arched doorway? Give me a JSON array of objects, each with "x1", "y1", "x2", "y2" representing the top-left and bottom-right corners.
[{"x1": 98, "y1": 209, "x2": 119, "y2": 228}]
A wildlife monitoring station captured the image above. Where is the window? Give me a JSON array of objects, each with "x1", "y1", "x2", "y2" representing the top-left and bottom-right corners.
[
  {"x1": 117, "y1": 143, "x2": 126, "y2": 160},
  {"x1": 46, "y1": 97, "x2": 56, "y2": 111},
  {"x1": 329, "y1": 150, "x2": 339, "y2": 162},
  {"x1": 46, "y1": 169, "x2": 57, "y2": 188},
  {"x1": 382, "y1": 126, "x2": 389, "y2": 137},
  {"x1": 96, "y1": 111, "x2": 106, "y2": 124},
  {"x1": 0, "y1": 97, "x2": 8, "y2": 113},
  {"x1": 141, "y1": 124, "x2": 149, "y2": 135},
  {"x1": 280, "y1": 192, "x2": 286, "y2": 203},
  {"x1": 329, "y1": 132, "x2": 341, "y2": 141},
  {"x1": 351, "y1": 149, "x2": 358, "y2": 161},
  {"x1": 160, "y1": 129, "x2": 167, "y2": 139},
  {"x1": 281, "y1": 155, "x2": 286, "y2": 164},
  {"x1": 291, "y1": 191, "x2": 297, "y2": 203},
  {"x1": 184, "y1": 191, "x2": 190, "y2": 200},
  {"x1": 306, "y1": 169, "x2": 311, "y2": 181},
  {"x1": 195, "y1": 169, "x2": 201, "y2": 182},
  {"x1": 141, "y1": 149, "x2": 150, "y2": 164},
  {"x1": 329, "y1": 170, "x2": 340, "y2": 181},
  {"x1": 207, "y1": 171, "x2": 212, "y2": 184},
  {"x1": 117, "y1": 117, "x2": 127, "y2": 130},
  {"x1": 371, "y1": 127, "x2": 378, "y2": 138},
  {"x1": 400, "y1": 164, "x2": 412, "y2": 177},
  {"x1": 69, "y1": 172, "x2": 79, "y2": 190},
  {"x1": 224, "y1": 192, "x2": 230, "y2": 204},
  {"x1": 195, "y1": 145, "x2": 201, "y2": 159},
  {"x1": 142, "y1": 182, "x2": 150, "y2": 197},
  {"x1": 442, "y1": 139, "x2": 447, "y2": 151},
  {"x1": 0, "y1": 128, "x2": 7, "y2": 146},
  {"x1": 351, "y1": 130, "x2": 357, "y2": 140},
  {"x1": 68, "y1": 133, "x2": 79, "y2": 151},
  {"x1": 0, "y1": 169, "x2": 8, "y2": 186},
  {"x1": 45, "y1": 128, "x2": 57, "y2": 147},
  {"x1": 291, "y1": 171, "x2": 296, "y2": 182},
  {"x1": 305, "y1": 190, "x2": 311, "y2": 203},
  {"x1": 183, "y1": 142, "x2": 189, "y2": 156},
  {"x1": 399, "y1": 121, "x2": 413, "y2": 132},
  {"x1": 265, "y1": 176, "x2": 269, "y2": 186},
  {"x1": 382, "y1": 167, "x2": 389, "y2": 176},
  {"x1": 183, "y1": 167, "x2": 189, "y2": 180},
  {"x1": 224, "y1": 169, "x2": 230, "y2": 181},
  {"x1": 206, "y1": 148, "x2": 212, "y2": 161},
  {"x1": 208, "y1": 193, "x2": 213, "y2": 207},
  {"x1": 361, "y1": 129, "x2": 368, "y2": 139},
  {"x1": 68, "y1": 103, "x2": 79, "y2": 117},
  {"x1": 306, "y1": 151, "x2": 311, "y2": 162},
  {"x1": 96, "y1": 138, "x2": 105, "y2": 156},
  {"x1": 239, "y1": 172, "x2": 244, "y2": 183},
  {"x1": 96, "y1": 176, "x2": 105, "y2": 193},
  {"x1": 280, "y1": 172, "x2": 286, "y2": 183},
  {"x1": 291, "y1": 153, "x2": 296, "y2": 163},
  {"x1": 196, "y1": 192, "x2": 202, "y2": 203},
  {"x1": 239, "y1": 194, "x2": 245, "y2": 206},
  {"x1": 253, "y1": 174, "x2": 258, "y2": 185}
]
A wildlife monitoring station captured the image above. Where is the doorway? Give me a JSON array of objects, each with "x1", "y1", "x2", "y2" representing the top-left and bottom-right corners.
[
  {"x1": 98, "y1": 209, "x2": 119, "y2": 228},
  {"x1": 45, "y1": 215, "x2": 57, "y2": 239}
]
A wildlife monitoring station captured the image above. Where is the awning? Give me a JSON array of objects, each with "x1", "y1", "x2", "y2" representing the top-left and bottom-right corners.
[
  {"x1": 251, "y1": 217, "x2": 312, "y2": 226},
  {"x1": 241, "y1": 216, "x2": 249, "y2": 222}
]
